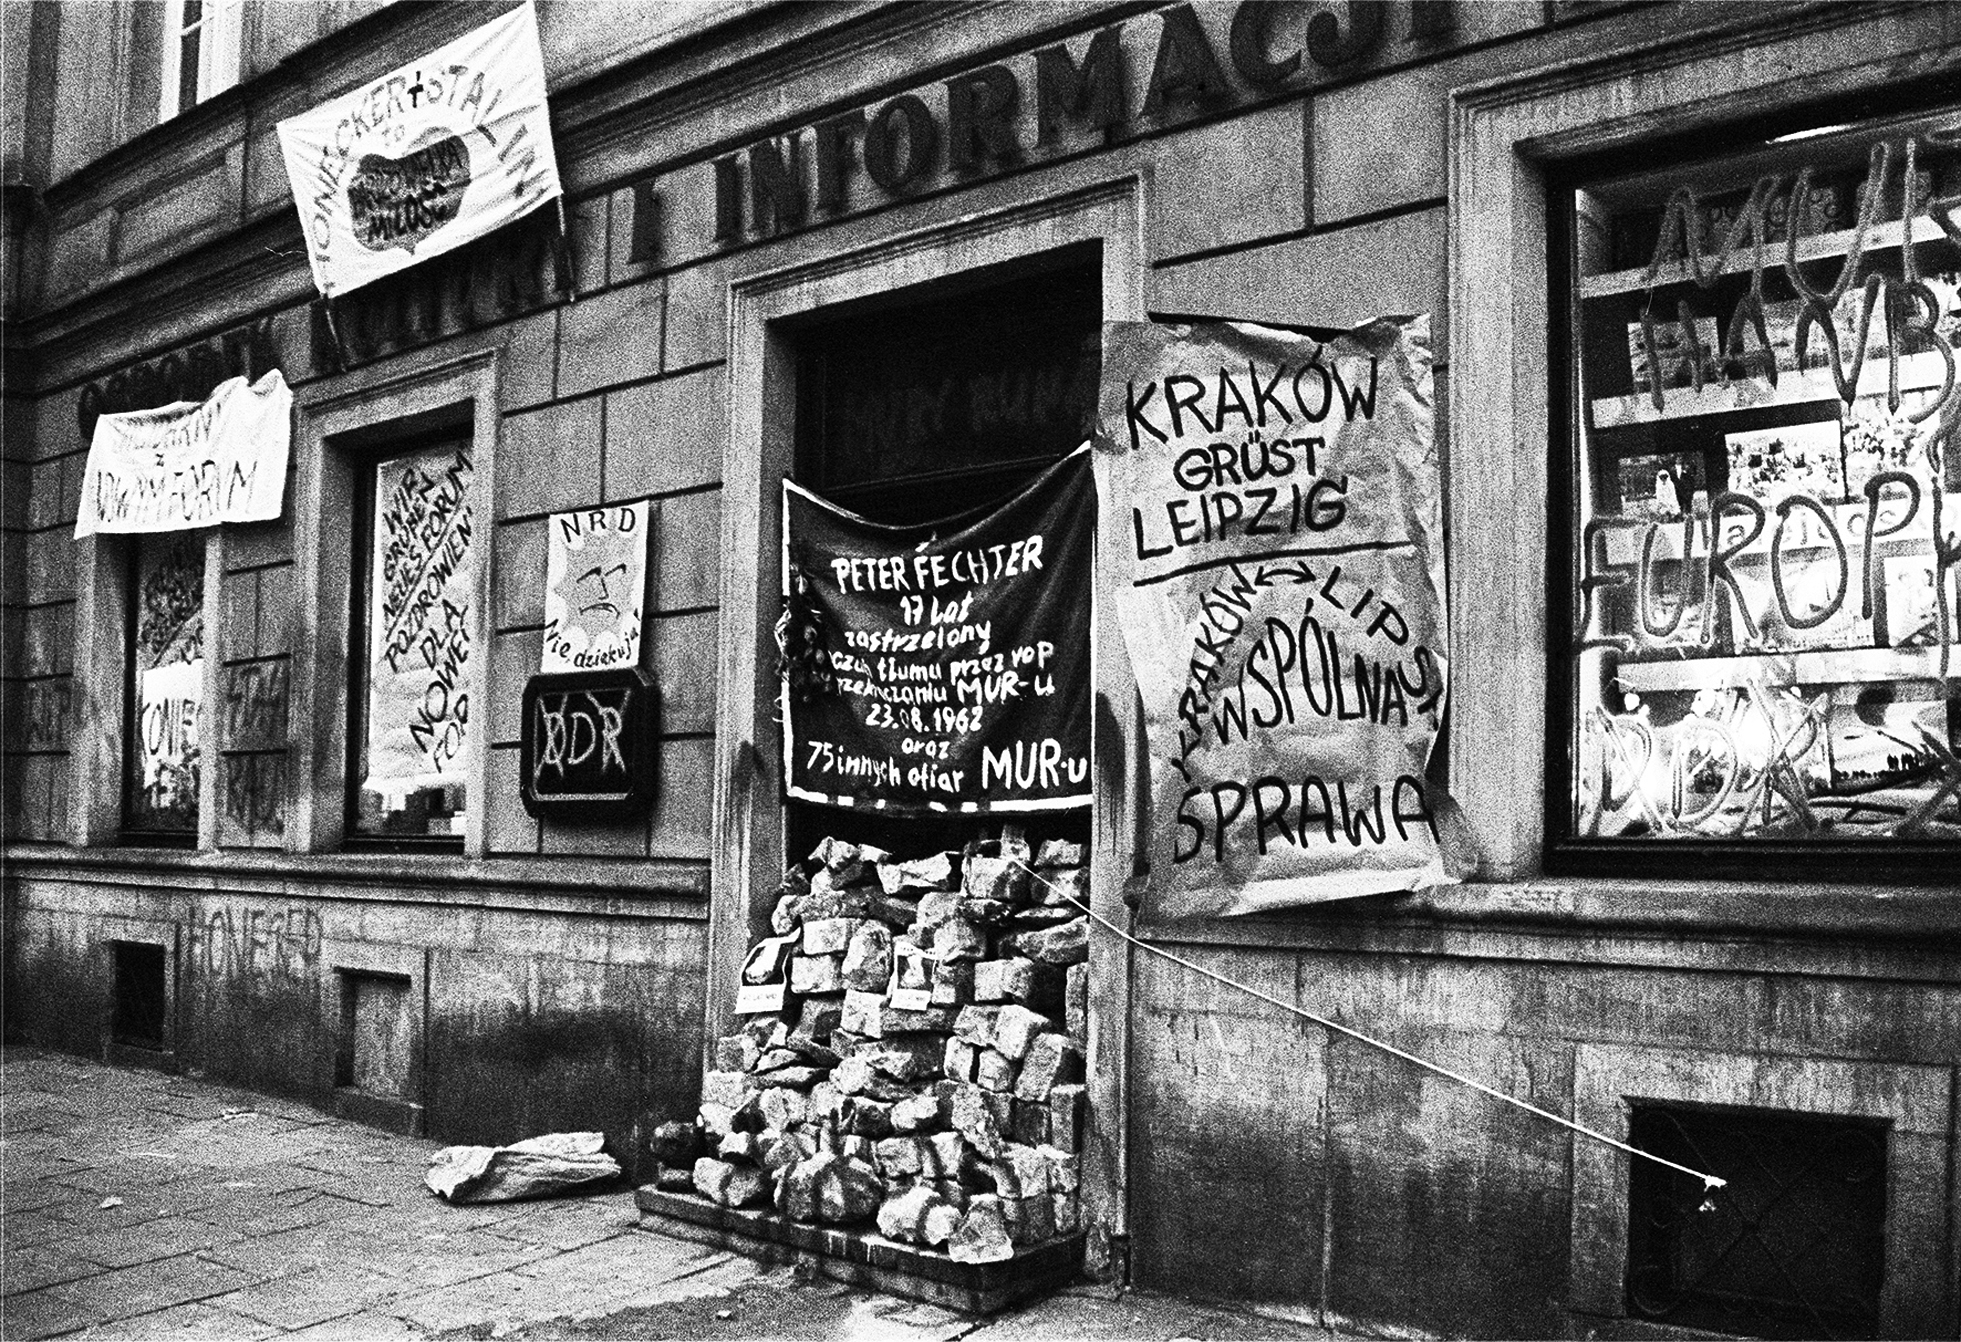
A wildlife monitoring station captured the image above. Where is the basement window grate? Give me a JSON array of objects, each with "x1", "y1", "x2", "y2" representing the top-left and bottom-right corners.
[
  {"x1": 110, "y1": 941, "x2": 168, "y2": 1049},
  {"x1": 1626, "y1": 1104, "x2": 1887, "y2": 1340}
]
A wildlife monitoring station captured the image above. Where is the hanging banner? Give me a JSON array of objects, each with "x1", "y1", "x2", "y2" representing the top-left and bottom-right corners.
[
  {"x1": 362, "y1": 441, "x2": 475, "y2": 794},
  {"x1": 275, "y1": 2, "x2": 562, "y2": 300},
  {"x1": 783, "y1": 447, "x2": 1094, "y2": 813},
  {"x1": 74, "y1": 371, "x2": 292, "y2": 537},
  {"x1": 540, "y1": 500, "x2": 650, "y2": 673},
  {"x1": 1096, "y1": 316, "x2": 1450, "y2": 916}
]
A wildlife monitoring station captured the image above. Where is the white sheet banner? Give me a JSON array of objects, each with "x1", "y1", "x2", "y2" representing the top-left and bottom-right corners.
[
  {"x1": 1095, "y1": 315, "x2": 1452, "y2": 916},
  {"x1": 75, "y1": 371, "x2": 292, "y2": 537},
  {"x1": 276, "y1": 2, "x2": 562, "y2": 299}
]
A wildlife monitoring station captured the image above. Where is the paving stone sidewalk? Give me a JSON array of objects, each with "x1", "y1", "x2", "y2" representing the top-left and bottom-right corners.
[{"x1": 2, "y1": 1047, "x2": 1340, "y2": 1340}]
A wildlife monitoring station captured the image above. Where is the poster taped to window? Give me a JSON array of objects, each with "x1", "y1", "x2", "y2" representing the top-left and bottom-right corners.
[
  {"x1": 1095, "y1": 315, "x2": 1452, "y2": 915},
  {"x1": 782, "y1": 447, "x2": 1093, "y2": 813},
  {"x1": 362, "y1": 442, "x2": 474, "y2": 799}
]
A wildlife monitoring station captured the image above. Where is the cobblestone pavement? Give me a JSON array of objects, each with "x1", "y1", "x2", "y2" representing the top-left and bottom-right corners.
[{"x1": 3, "y1": 1048, "x2": 1340, "y2": 1340}]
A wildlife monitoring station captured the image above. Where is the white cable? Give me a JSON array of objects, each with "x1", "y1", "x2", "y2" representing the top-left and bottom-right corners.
[{"x1": 1011, "y1": 859, "x2": 1726, "y2": 1194}]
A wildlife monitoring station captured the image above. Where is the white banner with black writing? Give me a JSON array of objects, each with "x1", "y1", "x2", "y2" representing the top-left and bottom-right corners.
[
  {"x1": 1095, "y1": 315, "x2": 1452, "y2": 916},
  {"x1": 275, "y1": 1, "x2": 561, "y2": 300},
  {"x1": 75, "y1": 371, "x2": 292, "y2": 537}
]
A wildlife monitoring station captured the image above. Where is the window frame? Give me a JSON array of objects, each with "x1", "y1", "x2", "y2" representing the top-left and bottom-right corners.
[
  {"x1": 1541, "y1": 91, "x2": 1961, "y2": 886},
  {"x1": 288, "y1": 349, "x2": 499, "y2": 856},
  {"x1": 156, "y1": 0, "x2": 243, "y2": 124},
  {"x1": 118, "y1": 530, "x2": 212, "y2": 846},
  {"x1": 1446, "y1": 3, "x2": 1961, "y2": 884}
]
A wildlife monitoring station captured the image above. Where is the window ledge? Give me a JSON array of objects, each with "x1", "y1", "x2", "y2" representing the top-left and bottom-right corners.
[
  {"x1": 1141, "y1": 875, "x2": 1961, "y2": 949},
  {"x1": 1, "y1": 843, "x2": 708, "y2": 917}
]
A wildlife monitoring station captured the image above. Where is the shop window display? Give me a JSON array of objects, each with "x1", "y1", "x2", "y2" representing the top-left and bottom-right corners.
[{"x1": 1564, "y1": 105, "x2": 1961, "y2": 854}]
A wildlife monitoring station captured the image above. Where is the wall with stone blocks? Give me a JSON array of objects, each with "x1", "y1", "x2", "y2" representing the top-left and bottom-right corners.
[{"x1": 4, "y1": 869, "x2": 707, "y2": 1174}]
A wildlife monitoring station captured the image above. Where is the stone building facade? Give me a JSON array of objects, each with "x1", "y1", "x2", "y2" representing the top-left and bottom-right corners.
[{"x1": 4, "y1": 3, "x2": 1957, "y2": 1336}]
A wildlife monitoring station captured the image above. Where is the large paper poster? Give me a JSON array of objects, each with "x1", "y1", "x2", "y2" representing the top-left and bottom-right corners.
[
  {"x1": 363, "y1": 442, "x2": 475, "y2": 794},
  {"x1": 75, "y1": 371, "x2": 292, "y2": 537},
  {"x1": 1096, "y1": 316, "x2": 1450, "y2": 915},
  {"x1": 541, "y1": 501, "x2": 650, "y2": 672},
  {"x1": 783, "y1": 447, "x2": 1094, "y2": 813},
  {"x1": 275, "y1": 2, "x2": 562, "y2": 299}
]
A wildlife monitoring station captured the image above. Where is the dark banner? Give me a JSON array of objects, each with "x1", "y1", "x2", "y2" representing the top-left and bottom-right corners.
[{"x1": 782, "y1": 446, "x2": 1093, "y2": 813}]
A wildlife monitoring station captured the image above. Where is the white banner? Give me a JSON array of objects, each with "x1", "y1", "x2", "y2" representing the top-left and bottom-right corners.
[
  {"x1": 276, "y1": 2, "x2": 562, "y2": 300},
  {"x1": 1096, "y1": 315, "x2": 1452, "y2": 916},
  {"x1": 75, "y1": 371, "x2": 292, "y2": 537},
  {"x1": 541, "y1": 501, "x2": 651, "y2": 673}
]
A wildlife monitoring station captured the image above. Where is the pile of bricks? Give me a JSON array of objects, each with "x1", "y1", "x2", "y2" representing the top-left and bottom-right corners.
[{"x1": 651, "y1": 829, "x2": 1091, "y2": 1263}]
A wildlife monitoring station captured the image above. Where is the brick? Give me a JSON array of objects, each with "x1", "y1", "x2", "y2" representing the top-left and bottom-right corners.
[{"x1": 1014, "y1": 1035, "x2": 1084, "y2": 1103}]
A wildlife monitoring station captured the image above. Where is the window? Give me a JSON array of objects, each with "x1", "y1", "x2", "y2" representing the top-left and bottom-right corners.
[
  {"x1": 158, "y1": 0, "x2": 243, "y2": 122},
  {"x1": 1626, "y1": 1105, "x2": 1887, "y2": 1340},
  {"x1": 347, "y1": 435, "x2": 475, "y2": 841},
  {"x1": 124, "y1": 533, "x2": 206, "y2": 838},
  {"x1": 1556, "y1": 101, "x2": 1961, "y2": 870}
]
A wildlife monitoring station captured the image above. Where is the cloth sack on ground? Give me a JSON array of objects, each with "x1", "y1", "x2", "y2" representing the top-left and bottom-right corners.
[{"x1": 425, "y1": 1130, "x2": 621, "y2": 1203}]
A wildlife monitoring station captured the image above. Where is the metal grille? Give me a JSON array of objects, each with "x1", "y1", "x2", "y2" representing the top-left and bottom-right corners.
[
  {"x1": 110, "y1": 941, "x2": 168, "y2": 1049},
  {"x1": 1627, "y1": 1105, "x2": 1887, "y2": 1340}
]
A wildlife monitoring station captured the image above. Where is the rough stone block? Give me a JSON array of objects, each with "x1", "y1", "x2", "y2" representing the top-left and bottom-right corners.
[
  {"x1": 1015, "y1": 1035, "x2": 1084, "y2": 1102},
  {"x1": 952, "y1": 1005, "x2": 1002, "y2": 1047},
  {"x1": 775, "y1": 1152, "x2": 880, "y2": 1224},
  {"x1": 656, "y1": 1164, "x2": 695, "y2": 1192},
  {"x1": 717, "y1": 1131, "x2": 765, "y2": 1165},
  {"x1": 693, "y1": 1157, "x2": 770, "y2": 1208},
  {"x1": 874, "y1": 1135, "x2": 927, "y2": 1178},
  {"x1": 839, "y1": 990, "x2": 885, "y2": 1038},
  {"x1": 1052, "y1": 1190, "x2": 1080, "y2": 1235},
  {"x1": 877, "y1": 1185, "x2": 962, "y2": 1247},
  {"x1": 833, "y1": 1055, "x2": 912, "y2": 1102},
  {"x1": 862, "y1": 1048, "x2": 928, "y2": 1083},
  {"x1": 925, "y1": 1131, "x2": 977, "y2": 1184},
  {"x1": 789, "y1": 953, "x2": 845, "y2": 995},
  {"x1": 751, "y1": 1064, "x2": 826, "y2": 1091},
  {"x1": 842, "y1": 1031, "x2": 943, "y2": 1076},
  {"x1": 1033, "y1": 839, "x2": 1085, "y2": 868},
  {"x1": 1034, "y1": 865, "x2": 1088, "y2": 909},
  {"x1": 1002, "y1": 1192, "x2": 1056, "y2": 1245},
  {"x1": 932, "y1": 915, "x2": 989, "y2": 963},
  {"x1": 931, "y1": 960, "x2": 974, "y2": 1007},
  {"x1": 1047, "y1": 1084, "x2": 1085, "y2": 1153},
  {"x1": 758, "y1": 1086, "x2": 809, "y2": 1132},
  {"x1": 962, "y1": 854, "x2": 1030, "y2": 905},
  {"x1": 1010, "y1": 1100, "x2": 1049, "y2": 1147},
  {"x1": 973, "y1": 957, "x2": 1061, "y2": 1009},
  {"x1": 991, "y1": 1005, "x2": 1050, "y2": 1062},
  {"x1": 1039, "y1": 1146, "x2": 1080, "y2": 1194},
  {"x1": 948, "y1": 1194, "x2": 1014, "y2": 1263},
  {"x1": 837, "y1": 1096, "x2": 894, "y2": 1138},
  {"x1": 715, "y1": 1034, "x2": 761, "y2": 1073},
  {"x1": 840, "y1": 922, "x2": 893, "y2": 993},
  {"x1": 890, "y1": 1092, "x2": 941, "y2": 1134},
  {"x1": 974, "y1": 1048, "x2": 1017, "y2": 1093},
  {"x1": 801, "y1": 917, "x2": 856, "y2": 956},
  {"x1": 878, "y1": 851, "x2": 956, "y2": 894},
  {"x1": 648, "y1": 1121, "x2": 703, "y2": 1168},
  {"x1": 948, "y1": 1083, "x2": 1005, "y2": 1159},
  {"x1": 943, "y1": 1036, "x2": 980, "y2": 1083},
  {"x1": 702, "y1": 1070, "x2": 751, "y2": 1110},
  {"x1": 994, "y1": 1144, "x2": 1052, "y2": 1198},
  {"x1": 790, "y1": 995, "x2": 844, "y2": 1047},
  {"x1": 998, "y1": 918, "x2": 1087, "y2": 966},
  {"x1": 878, "y1": 1005, "x2": 956, "y2": 1035},
  {"x1": 761, "y1": 1132, "x2": 806, "y2": 1173}
]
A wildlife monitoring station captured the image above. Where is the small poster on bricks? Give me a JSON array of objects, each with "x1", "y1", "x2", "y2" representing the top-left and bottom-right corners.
[
  {"x1": 1096, "y1": 315, "x2": 1451, "y2": 916},
  {"x1": 782, "y1": 447, "x2": 1094, "y2": 813},
  {"x1": 541, "y1": 501, "x2": 650, "y2": 673}
]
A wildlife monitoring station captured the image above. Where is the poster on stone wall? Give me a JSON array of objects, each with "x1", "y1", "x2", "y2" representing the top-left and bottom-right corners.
[
  {"x1": 274, "y1": 1, "x2": 562, "y2": 300},
  {"x1": 74, "y1": 371, "x2": 292, "y2": 537},
  {"x1": 782, "y1": 447, "x2": 1093, "y2": 813},
  {"x1": 540, "y1": 501, "x2": 650, "y2": 673},
  {"x1": 362, "y1": 441, "x2": 475, "y2": 798},
  {"x1": 1095, "y1": 315, "x2": 1451, "y2": 915}
]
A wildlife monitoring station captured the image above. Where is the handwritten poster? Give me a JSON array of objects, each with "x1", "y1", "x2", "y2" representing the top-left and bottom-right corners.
[
  {"x1": 362, "y1": 442, "x2": 474, "y2": 800},
  {"x1": 275, "y1": 2, "x2": 562, "y2": 299},
  {"x1": 783, "y1": 447, "x2": 1094, "y2": 813},
  {"x1": 75, "y1": 371, "x2": 292, "y2": 537},
  {"x1": 1096, "y1": 316, "x2": 1450, "y2": 915},
  {"x1": 541, "y1": 501, "x2": 650, "y2": 672}
]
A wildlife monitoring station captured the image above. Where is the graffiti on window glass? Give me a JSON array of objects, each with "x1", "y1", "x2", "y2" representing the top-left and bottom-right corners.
[
  {"x1": 130, "y1": 536, "x2": 205, "y2": 830},
  {"x1": 1576, "y1": 133, "x2": 1961, "y2": 842}
]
